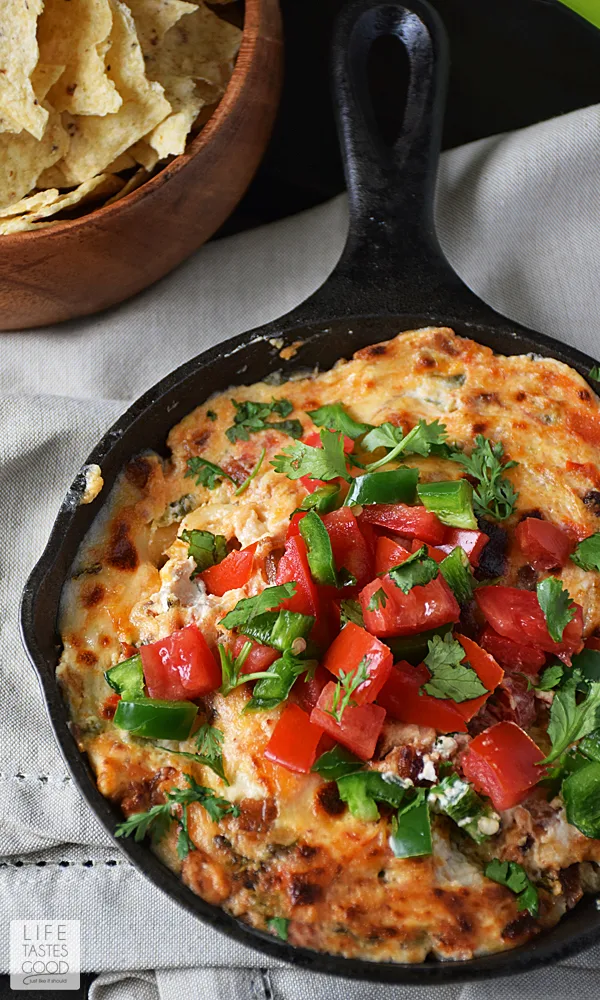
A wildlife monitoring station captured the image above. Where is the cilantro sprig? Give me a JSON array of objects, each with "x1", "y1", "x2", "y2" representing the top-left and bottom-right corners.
[
  {"x1": 423, "y1": 633, "x2": 487, "y2": 702},
  {"x1": 226, "y1": 398, "x2": 302, "y2": 444},
  {"x1": 271, "y1": 428, "x2": 351, "y2": 483},
  {"x1": 267, "y1": 917, "x2": 290, "y2": 940},
  {"x1": 180, "y1": 529, "x2": 227, "y2": 577},
  {"x1": 325, "y1": 658, "x2": 371, "y2": 724},
  {"x1": 219, "y1": 584, "x2": 297, "y2": 630},
  {"x1": 387, "y1": 546, "x2": 439, "y2": 594},
  {"x1": 339, "y1": 599, "x2": 364, "y2": 628},
  {"x1": 307, "y1": 403, "x2": 372, "y2": 440},
  {"x1": 114, "y1": 774, "x2": 239, "y2": 859},
  {"x1": 571, "y1": 533, "x2": 600, "y2": 572},
  {"x1": 218, "y1": 642, "x2": 275, "y2": 696},
  {"x1": 449, "y1": 434, "x2": 518, "y2": 521},
  {"x1": 484, "y1": 859, "x2": 539, "y2": 917},
  {"x1": 536, "y1": 576, "x2": 576, "y2": 643},
  {"x1": 234, "y1": 447, "x2": 265, "y2": 496},
  {"x1": 367, "y1": 587, "x2": 388, "y2": 611},
  {"x1": 542, "y1": 676, "x2": 600, "y2": 763},
  {"x1": 363, "y1": 419, "x2": 448, "y2": 472},
  {"x1": 185, "y1": 456, "x2": 235, "y2": 490}
]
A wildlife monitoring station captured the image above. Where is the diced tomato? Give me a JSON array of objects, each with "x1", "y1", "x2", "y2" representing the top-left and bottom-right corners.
[
  {"x1": 437, "y1": 528, "x2": 489, "y2": 567},
  {"x1": 300, "y1": 474, "x2": 328, "y2": 493},
  {"x1": 200, "y1": 543, "x2": 257, "y2": 597},
  {"x1": 322, "y1": 622, "x2": 392, "y2": 704},
  {"x1": 321, "y1": 507, "x2": 374, "y2": 588},
  {"x1": 264, "y1": 703, "x2": 324, "y2": 773},
  {"x1": 375, "y1": 536, "x2": 411, "y2": 575},
  {"x1": 311, "y1": 683, "x2": 386, "y2": 760},
  {"x1": 409, "y1": 537, "x2": 446, "y2": 563},
  {"x1": 360, "y1": 574, "x2": 460, "y2": 637},
  {"x1": 461, "y1": 721, "x2": 544, "y2": 810},
  {"x1": 359, "y1": 504, "x2": 446, "y2": 545},
  {"x1": 231, "y1": 635, "x2": 280, "y2": 675},
  {"x1": 303, "y1": 431, "x2": 354, "y2": 454},
  {"x1": 585, "y1": 636, "x2": 600, "y2": 652},
  {"x1": 286, "y1": 512, "x2": 305, "y2": 541},
  {"x1": 140, "y1": 624, "x2": 221, "y2": 700},
  {"x1": 276, "y1": 535, "x2": 320, "y2": 618},
  {"x1": 479, "y1": 625, "x2": 547, "y2": 674},
  {"x1": 515, "y1": 518, "x2": 573, "y2": 570},
  {"x1": 452, "y1": 634, "x2": 504, "y2": 721},
  {"x1": 377, "y1": 660, "x2": 467, "y2": 733},
  {"x1": 294, "y1": 664, "x2": 331, "y2": 713},
  {"x1": 476, "y1": 585, "x2": 583, "y2": 662}
]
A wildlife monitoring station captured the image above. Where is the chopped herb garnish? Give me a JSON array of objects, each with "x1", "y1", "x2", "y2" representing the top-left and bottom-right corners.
[
  {"x1": 387, "y1": 545, "x2": 439, "y2": 594},
  {"x1": 339, "y1": 598, "x2": 364, "y2": 628},
  {"x1": 449, "y1": 434, "x2": 518, "y2": 521},
  {"x1": 536, "y1": 576, "x2": 576, "y2": 643},
  {"x1": 180, "y1": 529, "x2": 227, "y2": 577},
  {"x1": 325, "y1": 658, "x2": 371, "y2": 725},
  {"x1": 267, "y1": 917, "x2": 290, "y2": 941},
  {"x1": 440, "y1": 546, "x2": 474, "y2": 604},
  {"x1": 363, "y1": 419, "x2": 448, "y2": 472},
  {"x1": 226, "y1": 398, "x2": 302, "y2": 444},
  {"x1": 206, "y1": 409, "x2": 217, "y2": 421},
  {"x1": 234, "y1": 447, "x2": 266, "y2": 496},
  {"x1": 185, "y1": 456, "x2": 235, "y2": 490},
  {"x1": 195, "y1": 724, "x2": 223, "y2": 760},
  {"x1": 307, "y1": 402, "x2": 372, "y2": 440},
  {"x1": 588, "y1": 365, "x2": 600, "y2": 381},
  {"x1": 219, "y1": 642, "x2": 274, "y2": 696},
  {"x1": 484, "y1": 859, "x2": 539, "y2": 917},
  {"x1": 571, "y1": 533, "x2": 600, "y2": 572},
  {"x1": 114, "y1": 774, "x2": 239, "y2": 858},
  {"x1": 536, "y1": 662, "x2": 565, "y2": 691},
  {"x1": 271, "y1": 428, "x2": 351, "y2": 483},
  {"x1": 542, "y1": 676, "x2": 600, "y2": 763},
  {"x1": 423, "y1": 633, "x2": 487, "y2": 702},
  {"x1": 219, "y1": 583, "x2": 297, "y2": 630},
  {"x1": 311, "y1": 745, "x2": 364, "y2": 780},
  {"x1": 367, "y1": 587, "x2": 388, "y2": 611},
  {"x1": 245, "y1": 650, "x2": 316, "y2": 711}
]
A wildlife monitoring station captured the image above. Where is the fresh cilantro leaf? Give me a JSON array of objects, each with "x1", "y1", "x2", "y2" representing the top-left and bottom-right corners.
[
  {"x1": 423, "y1": 633, "x2": 487, "y2": 702},
  {"x1": 337, "y1": 770, "x2": 408, "y2": 821},
  {"x1": 363, "y1": 419, "x2": 448, "y2": 472},
  {"x1": 484, "y1": 859, "x2": 539, "y2": 917},
  {"x1": 307, "y1": 402, "x2": 372, "y2": 440},
  {"x1": 176, "y1": 807, "x2": 194, "y2": 860},
  {"x1": 218, "y1": 642, "x2": 275, "y2": 696},
  {"x1": 439, "y1": 545, "x2": 474, "y2": 604},
  {"x1": 267, "y1": 917, "x2": 290, "y2": 940},
  {"x1": 536, "y1": 663, "x2": 565, "y2": 691},
  {"x1": 114, "y1": 802, "x2": 172, "y2": 844},
  {"x1": 154, "y1": 744, "x2": 228, "y2": 785},
  {"x1": 311, "y1": 745, "x2": 364, "y2": 780},
  {"x1": 339, "y1": 599, "x2": 364, "y2": 628},
  {"x1": 542, "y1": 678, "x2": 600, "y2": 763},
  {"x1": 389, "y1": 788, "x2": 433, "y2": 858},
  {"x1": 589, "y1": 365, "x2": 600, "y2": 381},
  {"x1": 387, "y1": 545, "x2": 439, "y2": 594},
  {"x1": 180, "y1": 529, "x2": 227, "y2": 577},
  {"x1": 219, "y1": 584, "x2": 297, "y2": 630},
  {"x1": 326, "y1": 658, "x2": 371, "y2": 725},
  {"x1": 206, "y1": 410, "x2": 217, "y2": 421},
  {"x1": 246, "y1": 650, "x2": 316, "y2": 711},
  {"x1": 185, "y1": 456, "x2": 235, "y2": 490},
  {"x1": 449, "y1": 434, "x2": 518, "y2": 521},
  {"x1": 234, "y1": 447, "x2": 266, "y2": 496},
  {"x1": 271, "y1": 428, "x2": 351, "y2": 483},
  {"x1": 536, "y1": 576, "x2": 576, "y2": 643},
  {"x1": 226, "y1": 398, "x2": 302, "y2": 443},
  {"x1": 195, "y1": 724, "x2": 224, "y2": 764},
  {"x1": 367, "y1": 587, "x2": 388, "y2": 611},
  {"x1": 571, "y1": 533, "x2": 600, "y2": 572}
]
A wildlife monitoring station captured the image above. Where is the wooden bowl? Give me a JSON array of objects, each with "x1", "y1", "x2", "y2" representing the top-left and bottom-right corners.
[{"x1": 0, "y1": 0, "x2": 283, "y2": 331}]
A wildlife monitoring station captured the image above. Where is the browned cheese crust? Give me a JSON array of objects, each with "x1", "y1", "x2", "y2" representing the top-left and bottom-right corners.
[{"x1": 57, "y1": 327, "x2": 600, "y2": 962}]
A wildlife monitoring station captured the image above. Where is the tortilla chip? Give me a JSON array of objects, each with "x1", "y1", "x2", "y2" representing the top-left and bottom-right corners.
[
  {"x1": 104, "y1": 166, "x2": 149, "y2": 206},
  {"x1": 0, "y1": 173, "x2": 121, "y2": 233},
  {"x1": 35, "y1": 165, "x2": 72, "y2": 190},
  {"x1": 0, "y1": 108, "x2": 69, "y2": 210},
  {"x1": 31, "y1": 64, "x2": 66, "y2": 102},
  {"x1": 0, "y1": 188, "x2": 62, "y2": 219},
  {"x1": 125, "y1": 0, "x2": 196, "y2": 55},
  {"x1": 144, "y1": 2, "x2": 242, "y2": 90},
  {"x1": 38, "y1": 0, "x2": 122, "y2": 116},
  {"x1": 145, "y1": 76, "x2": 206, "y2": 159},
  {"x1": 54, "y1": 0, "x2": 171, "y2": 185},
  {"x1": 0, "y1": 218, "x2": 57, "y2": 235},
  {"x1": 106, "y1": 152, "x2": 138, "y2": 172},
  {"x1": 0, "y1": 0, "x2": 48, "y2": 140},
  {"x1": 128, "y1": 140, "x2": 159, "y2": 171}
]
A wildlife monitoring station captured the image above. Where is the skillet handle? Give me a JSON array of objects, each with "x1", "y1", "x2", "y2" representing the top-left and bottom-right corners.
[{"x1": 276, "y1": 0, "x2": 500, "y2": 330}]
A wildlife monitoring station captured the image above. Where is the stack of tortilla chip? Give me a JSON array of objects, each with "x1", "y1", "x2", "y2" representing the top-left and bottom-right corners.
[{"x1": 0, "y1": 0, "x2": 241, "y2": 234}]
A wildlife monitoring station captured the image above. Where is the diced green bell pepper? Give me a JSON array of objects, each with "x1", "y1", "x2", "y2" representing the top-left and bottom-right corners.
[
  {"x1": 344, "y1": 467, "x2": 419, "y2": 506},
  {"x1": 113, "y1": 697, "x2": 198, "y2": 740},
  {"x1": 105, "y1": 654, "x2": 144, "y2": 700},
  {"x1": 416, "y1": 479, "x2": 477, "y2": 529}
]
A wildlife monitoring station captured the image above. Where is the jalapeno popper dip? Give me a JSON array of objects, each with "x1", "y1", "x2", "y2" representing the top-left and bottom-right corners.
[{"x1": 57, "y1": 327, "x2": 600, "y2": 962}]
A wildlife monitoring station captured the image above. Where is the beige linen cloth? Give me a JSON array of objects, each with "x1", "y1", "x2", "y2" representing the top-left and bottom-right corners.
[{"x1": 2, "y1": 103, "x2": 600, "y2": 999}]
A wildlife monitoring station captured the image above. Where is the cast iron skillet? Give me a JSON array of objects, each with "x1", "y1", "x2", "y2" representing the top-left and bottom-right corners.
[{"x1": 21, "y1": 0, "x2": 600, "y2": 983}]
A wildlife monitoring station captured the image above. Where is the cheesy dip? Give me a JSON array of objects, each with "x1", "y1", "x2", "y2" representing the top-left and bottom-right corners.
[{"x1": 57, "y1": 327, "x2": 600, "y2": 963}]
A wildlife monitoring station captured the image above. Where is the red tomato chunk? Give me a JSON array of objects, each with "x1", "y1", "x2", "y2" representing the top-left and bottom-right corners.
[
  {"x1": 322, "y1": 622, "x2": 392, "y2": 704},
  {"x1": 276, "y1": 535, "x2": 320, "y2": 618},
  {"x1": 311, "y1": 683, "x2": 386, "y2": 760},
  {"x1": 515, "y1": 518, "x2": 573, "y2": 570},
  {"x1": 461, "y1": 720, "x2": 544, "y2": 810},
  {"x1": 377, "y1": 660, "x2": 467, "y2": 733},
  {"x1": 374, "y1": 536, "x2": 411, "y2": 575},
  {"x1": 476, "y1": 585, "x2": 583, "y2": 662},
  {"x1": 359, "y1": 504, "x2": 446, "y2": 545},
  {"x1": 140, "y1": 624, "x2": 221, "y2": 700},
  {"x1": 479, "y1": 625, "x2": 546, "y2": 674},
  {"x1": 264, "y1": 703, "x2": 324, "y2": 773},
  {"x1": 294, "y1": 664, "x2": 331, "y2": 713},
  {"x1": 437, "y1": 528, "x2": 489, "y2": 567},
  {"x1": 360, "y1": 574, "x2": 460, "y2": 637},
  {"x1": 322, "y1": 507, "x2": 374, "y2": 588},
  {"x1": 232, "y1": 635, "x2": 280, "y2": 674},
  {"x1": 201, "y1": 543, "x2": 257, "y2": 597}
]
